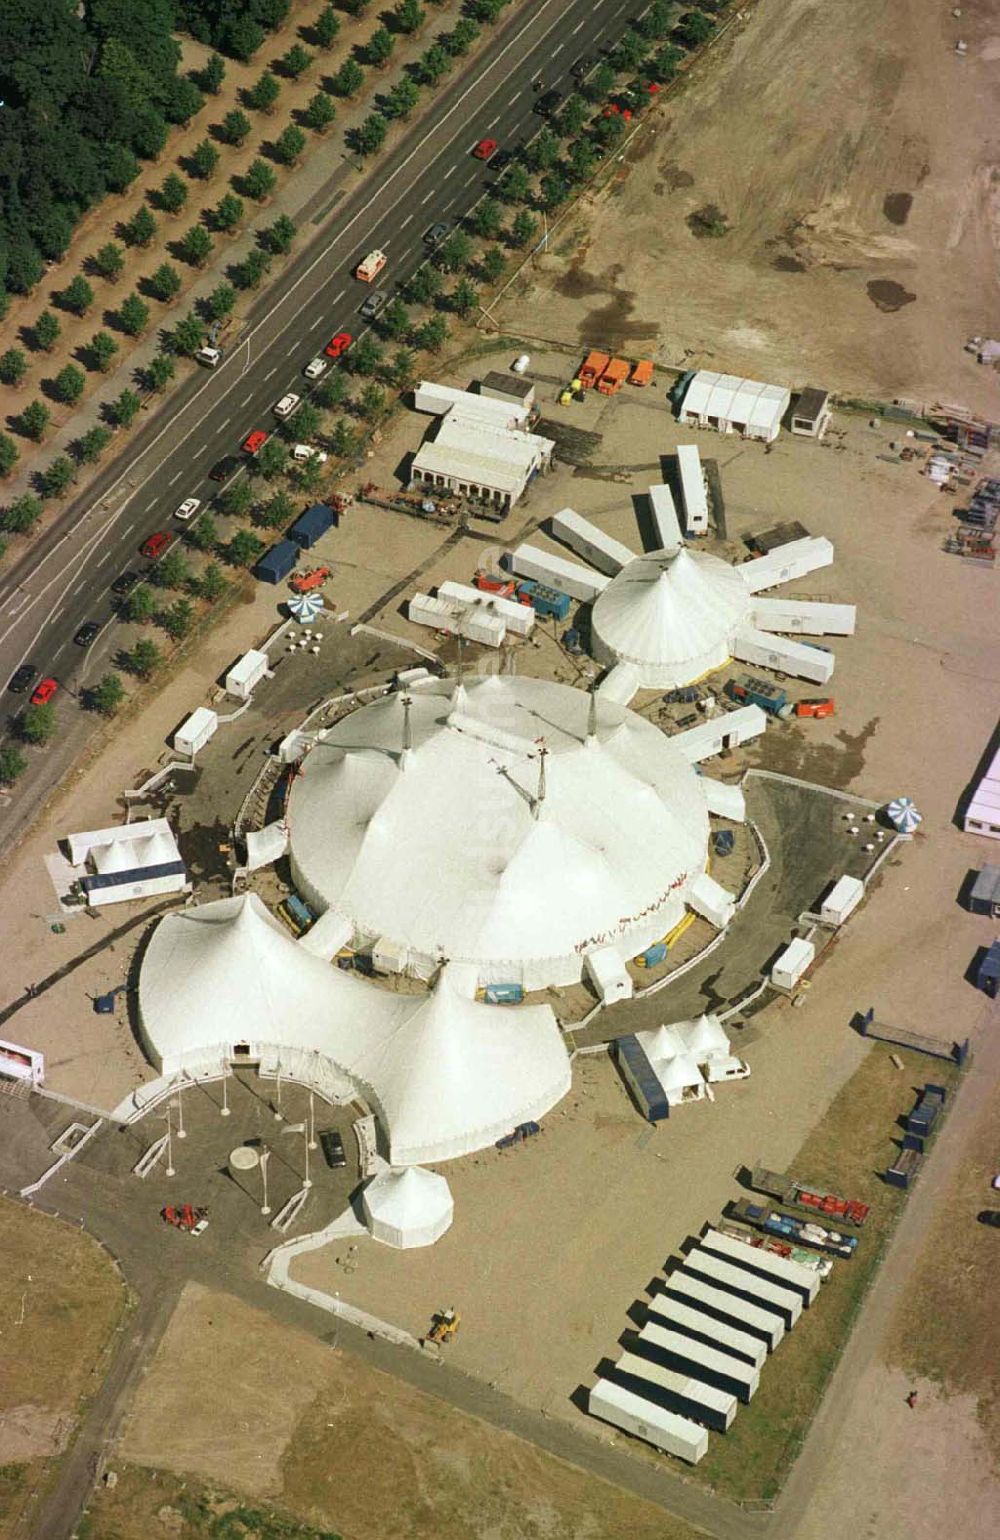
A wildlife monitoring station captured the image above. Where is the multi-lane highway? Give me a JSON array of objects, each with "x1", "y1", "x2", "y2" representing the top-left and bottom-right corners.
[{"x1": 0, "y1": 0, "x2": 646, "y2": 844}]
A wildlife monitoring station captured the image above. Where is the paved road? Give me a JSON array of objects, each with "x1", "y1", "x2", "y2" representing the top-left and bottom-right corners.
[{"x1": 0, "y1": 0, "x2": 644, "y2": 855}]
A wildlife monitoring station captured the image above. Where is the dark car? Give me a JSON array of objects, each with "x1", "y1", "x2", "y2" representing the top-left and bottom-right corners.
[
  {"x1": 535, "y1": 89, "x2": 563, "y2": 117},
  {"x1": 571, "y1": 55, "x2": 595, "y2": 80},
  {"x1": 111, "y1": 570, "x2": 139, "y2": 596},
  {"x1": 319, "y1": 1128, "x2": 347, "y2": 1169},
  {"x1": 979, "y1": 1209, "x2": 1000, "y2": 1228},
  {"x1": 209, "y1": 454, "x2": 241, "y2": 483},
  {"x1": 7, "y1": 663, "x2": 36, "y2": 695},
  {"x1": 73, "y1": 621, "x2": 100, "y2": 648},
  {"x1": 487, "y1": 148, "x2": 514, "y2": 175},
  {"x1": 423, "y1": 221, "x2": 449, "y2": 248},
  {"x1": 359, "y1": 289, "x2": 388, "y2": 322}
]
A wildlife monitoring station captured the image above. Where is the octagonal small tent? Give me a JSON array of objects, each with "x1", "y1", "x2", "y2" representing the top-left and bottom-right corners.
[{"x1": 362, "y1": 1165, "x2": 454, "y2": 1249}]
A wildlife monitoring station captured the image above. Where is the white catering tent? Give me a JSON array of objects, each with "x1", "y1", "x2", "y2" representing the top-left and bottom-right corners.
[
  {"x1": 591, "y1": 548, "x2": 751, "y2": 689},
  {"x1": 138, "y1": 896, "x2": 571, "y2": 1166},
  {"x1": 679, "y1": 371, "x2": 790, "y2": 443},
  {"x1": 286, "y1": 675, "x2": 711, "y2": 990},
  {"x1": 362, "y1": 1165, "x2": 454, "y2": 1249}
]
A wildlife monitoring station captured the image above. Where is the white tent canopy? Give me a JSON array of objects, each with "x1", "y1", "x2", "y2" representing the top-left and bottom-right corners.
[
  {"x1": 679, "y1": 371, "x2": 790, "y2": 442},
  {"x1": 362, "y1": 1165, "x2": 454, "y2": 1249}
]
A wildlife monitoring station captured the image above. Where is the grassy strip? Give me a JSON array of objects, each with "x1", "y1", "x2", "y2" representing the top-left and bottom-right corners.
[{"x1": 78, "y1": 1464, "x2": 342, "y2": 1540}]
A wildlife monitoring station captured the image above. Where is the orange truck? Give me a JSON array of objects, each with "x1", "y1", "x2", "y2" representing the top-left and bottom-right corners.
[
  {"x1": 597, "y1": 357, "x2": 630, "y2": 395},
  {"x1": 630, "y1": 359, "x2": 654, "y2": 387},
  {"x1": 579, "y1": 350, "x2": 610, "y2": 389},
  {"x1": 356, "y1": 249, "x2": 387, "y2": 283}
]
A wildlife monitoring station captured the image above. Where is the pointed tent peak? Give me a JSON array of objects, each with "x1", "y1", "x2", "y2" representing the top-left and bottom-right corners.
[{"x1": 586, "y1": 689, "x2": 599, "y2": 744}]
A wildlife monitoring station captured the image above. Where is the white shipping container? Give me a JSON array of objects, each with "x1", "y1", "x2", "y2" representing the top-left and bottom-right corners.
[
  {"x1": 648, "y1": 484, "x2": 683, "y2": 551},
  {"x1": 684, "y1": 1249, "x2": 803, "y2": 1329},
  {"x1": 408, "y1": 592, "x2": 463, "y2": 634},
  {"x1": 588, "y1": 1378, "x2": 708, "y2": 1464},
  {"x1": 462, "y1": 609, "x2": 507, "y2": 647},
  {"x1": 550, "y1": 507, "x2": 635, "y2": 576},
  {"x1": 731, "y1": 626, "x2": 835, "y2": 684},
  {"x1": 771, "y1": 937, "x2": 816, "y2": 991},
  {"x1": 225, "y1": 649, "x2": 269, "y2": 701},
  {"x1": 174, "y1": 706, "x2": 218, "y2": 757},
  {"x1": 676, "y1": 445, "x2": 709, "y2": 535},
  {"x1": 738, "y1": 536, "x2": 835, "y2": 593},
  {"x1": 701, "y1": 1228, "x2": 821, "y2": 1306},
  {"x1": 686, "y1": 871, "x2": 736, "y2": 930},
  {"x1": 437, "y1": 580, "x2": 535, "y2": 637},
  {"x1": 613, "y1": 1350, "x2": 736, "y2": 1430},
  {"x1": 664, "y1": 1272, "x2": 784, "y2": 1349},
  {"x1": 646, "y1": 1294, "x2": 767, "y2": 1370},
  {"x1": 508, "y1": 542, "x2": 610, "y2": 602},
  {"x1": 638, "y1": 1321, "x2": 760, "y2": 1402},
  {"x1": 748, "y1": 597, "x2": 856, "y2": 636},
  {"x1": 820, "y1": 873, "x2": 864, "y2": 926},
  {"x1": 674, "y1": 706, "x2": 768, "y2": 763}
]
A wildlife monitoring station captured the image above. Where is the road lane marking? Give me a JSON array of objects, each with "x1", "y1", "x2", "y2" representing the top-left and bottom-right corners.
[
  {"x1": 219, "y1": 416, "x2": 231, "y2": 430},
  {"x1": 72, "y1": 581, "x2": 86, "y2": 596},
  {"x1": 400, "y1": 213, "x2": 414, "y2": 228},
  {"x1": 552, "y1": 41, "x2": 564, "y2": 53},
  {"x1": 571, "y1": 18, "x2": 584, "y2": 32},
  {"x1": 97, "y1": 552, "x2": 112, "y2": 567},
  {"x1": 265, "y1": 366, "x2": 278, "y2": 380},
  {"x1": 421, "y1": 190, "x2": 434, "y2": 204},
  {"x1": 443, "y1": 164, "x2": 457, "y2": 179},
  {"x1": 240, "y1": 393, "x2": 253, "y2": 406},
  {"x1": 168, "y1": 470, "x2": 182, "y2": 486},
  {"x1": 507, "y1": 92, "x2": 519, "y2": 106}
]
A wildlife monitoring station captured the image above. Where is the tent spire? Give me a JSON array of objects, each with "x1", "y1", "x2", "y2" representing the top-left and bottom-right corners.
[
  {"x1": 532, "y1": 740, "x2": 548, "y2": 819},
  {"x1": 400, "y1": 695, "x2": 413, "y2": 768},
  {"x1": 586, "y1": 688, "x2": 598, "y2": 744}
]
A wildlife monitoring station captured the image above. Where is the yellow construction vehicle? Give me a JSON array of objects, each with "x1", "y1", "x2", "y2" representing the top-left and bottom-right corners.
[{"x1": 427, "y1": 1307, "x2": 460, "y2": 1344}]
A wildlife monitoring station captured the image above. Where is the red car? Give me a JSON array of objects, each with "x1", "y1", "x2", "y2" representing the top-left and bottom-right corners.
[
  {"x1": 242, "y1": 430, "x2": 268, "y2": 455},
  {"x1": 141, "y1": 531, "x2": 170, "y2": 560},
  {"x1": 324, "y1": 331, "x2": 353, "y2": 360},
  {"x1": 30, "y1": 676, "x2": 58, "y2": 706},
  {"x1": 473, "y1": 137, "x2": 498, "y2": 161}
]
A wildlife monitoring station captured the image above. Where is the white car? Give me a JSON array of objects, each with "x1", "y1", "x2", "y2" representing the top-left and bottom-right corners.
[
  {"x1": 292, "y1": 444, "x2": 329, "y2": 464},
  {"x1": 174, "y1": 497, "x2": 201, "y2": 521},
  {"x1": 274, "y1": 392, "x2": 301, "y2": 419},
  {"x1": 195, "y1": 345, "x2": 221, "y2": 368},
  {"x1": 303, "y1": 357, "x2": 328, "y2": 380}
]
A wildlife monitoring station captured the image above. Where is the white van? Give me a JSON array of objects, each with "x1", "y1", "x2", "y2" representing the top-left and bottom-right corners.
[
  {"x1": 195, "y1": 346, "x2": 222, "y2": 368},
  {"x1": 703, "y1": 1055, "x2": 751, "y2": 1084}
]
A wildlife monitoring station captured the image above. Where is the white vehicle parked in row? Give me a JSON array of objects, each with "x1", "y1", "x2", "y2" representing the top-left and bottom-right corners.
[
  {"x1": 174, "y1": 497, "x2": 202, "y2": 521},
  {"x1": 303, "y1": 357, "x2": 328, "y2": 380},
  {"x1": 274, "y1": 392, "x2": 301, "y2": 419},
  {"x1": 292, "y1": 444, "x2": 329, "y2": 464}
]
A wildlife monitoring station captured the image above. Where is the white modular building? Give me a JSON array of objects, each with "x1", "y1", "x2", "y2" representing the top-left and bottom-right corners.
[
  {"x1": 663, "y1": 1272, "x2": 784, "y2": 1350},
  {"x1": 673, "y1": 705, "x2": 768, "y2": 762},
  {"x1": 635, "y1": 1321, "x2": 760, "y2": 1403},
  {"x1": 413, "y1": 381, "x2": 532, "y2": 429},
  {"x1": 676, "y1": 444, "x2": 709, "y2": 535},
  {"x1": 286, "y1": 676, "x2": 712, "y2": 990},
  {"x1": 66, "y1": 819, "x2": 187, "y2": 908},
  {"x1": 738, "y1": 537, "x2": 834, "y2": 593},
  {"x1": 436, "y1": 580, "x2": 536, "y2": 637},
  {"x1": 584, "y1": 945, "x2": 634, "y2": 1004},
  {"x1": 964, "y1": 741, "x2": 1000, "y2": 840},
  {"x1": 508, "y1": 542, "x2": 610, "y2": 602},
  {"x1": 611, "y1": 1350, "x2": 737, "y2": 1431},
  {"x1": 411, "y1": 414, "x2": 553, "y2": 512},
  {"x1": 174, "y1": 706, "x2": 218, "y2": 757},
  {"x1": 588, "y1": 1378, "x2": 708, "y2": 1464},
  {"x1": 679, "y1": 371, "x2": 791, "y2": 443},
  {"x1": 648, "y1": 484, "x2": 683, "y2": 551},
  {"x1": 731, "y1": 627, "x2": 835, "y2": 685},
  {"x1": 700, "y1": 1229, "x2": 821, "y2": 1306},
  {"x1": 771, "y1": 937, "x2": 816, "y2": 990},
  {"x1": 408, "y1": 592, "x2": 507, "y2": 648},
  {"x1": 820, "y1": 874, "x2": 864, "y2": 925},
  {"x1": 550, "y1": 507, "x2": 636, "y2": 576},
  {"x1": 645, "y1": 1294, "x2": 767, "y2": 1370},
  {"x1": 225, "y1": 649, "x2": 269, "y2": 701},
  {"x1": 686, "y1": 871, "x2": 736, "y2": 930}
]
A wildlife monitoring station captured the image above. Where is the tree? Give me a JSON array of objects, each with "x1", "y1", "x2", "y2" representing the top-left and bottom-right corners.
[
  {"x1": 611, "y1": 30, "x2": 647, "y2": 72},
  {"x1": 20, "y1": 704, "x2": 56, "y2": 746},
  {"x1": 186, "y1": 511, "x2": 218, "y2": 551},
  {"x1": 384, "y1": 79, "x2": 419, "y2": 120},
  {"x1": 162, "y1": 598, "x2": 195, "y2": 638},
  {"x1": 303, "y1": 91, "x2": 336, "y2": 132},
  {"x1": 34, "y1": 311, "x2": 60, "y2": 352},
  {"x1": 677, "y1": 11, "x2": 715, "y2": 48},
  {"x1": 450, "y1": 277, "x2": 479, "y2": 316},
  {"x1": 131, "y1": 108, "x2": 169, "y2": 160},
  {"x1": 198, "y1": 562, "x2": 226, "y2": 600},
  {"x1": 313, "y1": 5, "x2": 340, "y2": 48},
  {"x1": 226, "y1": 530, "x2": 264, "y2": 567},
  {"x1": 205, "y1": 282, "x2": 236, "y2": 322},
  {"x1": 124, "y1": 584, "x2": 155, "y2": 624},
  {"x1": 328, "y1": 418, "x2": 357, "y2": 457},
  {"x1": 470, "y1": 197, "x2": 502, "y2": 239},
  {"x1": 274, "y1": 125, "x2": 307, "y2": 166},
  {"x1": 333, "y1": 58, "x2": 365, "y2": 98},
  {"x1": 235, "y1": 248, "x2": 272, "y2": 290},
  {"x1": 414, "y1": 314, "x2": 448, "y2": 352},
  {"x1": 438, "y1": 230, "x2": 472, "y2": 272},
  {"x1": 280, "y1": 43, "x2": 312, "y2": 78},
  {"x1": 129, "y1": 637, "x2": 162, "y2": 678},
  {"x1": 468, "y1": 0, "x2": 504, "y2": 18},
  {"x1": 190, "y1": 138, "x2": 220, "y2": 179},
  {"x1": 585, "y1": 62, "x2": 616, "y2": 102},
  {"x1": 110, "y1": 389, "x2": 142, "y2": 429},
  {"x1": 366, "y1": 28, "x2": 395, "y2": 68},
  {"x1": 146, "y1": 354, "x2": 176, "y2": 392},
  {"x1": 0, "y1": 349, "x2": 27, "y2": 386},
  {"x1": 173, "y1": 313, "x2": 207, "y2": 356},
  {"x1": 77, "y1": 426, "x2": 112, "y2": 463},
  {"x1": 117, "y1": 294, "x2": 151, "y2": 336},
  {"x1": 592, "y1": 111, "x2": 626, "y2": 151},
  {"x1": 259, "y1": 489, "x2": 294, "y2": 528},
  {"x1": 21, "y1": 401, "x2": 51, "y2": 442},
  {"x1": 201, "y1": 53, "x2": 226, "y2": 95},
  {"x1": 378, "y1": 298, "x2": 411, "y2": 340},
  {"x1": 243, "y1": 160, "x2": 277, "y2": 201},
  {"x1": 510, "y1": 210, "x2": 538, "y2": 248},
  {"x1": 149, "y1": 263, "x2": 182, "y2": 302},
  {"x1": 417, "y1": 44, "x2": 451, "y2": 86},
  {"x1": 103, "y1": 144, "x2": 141, "y2": 194},
  {"x1": 254, "y1": 439, "x2": 288, "y2": 480},
  {"x1": 220, "y1": 109, "x2": 252, "y2": 146},
  {"x1": 540, "y1": 173, "x2": 570, "y2": 209},
  {"x1": 499, "y1": 163, "x2": 531, "y2": 204},
  {"x1": 54, "y1": 365, "x2": 86, "y2": 406},
  {"x1": 90, "y1": 332, "x2": 119, "y2": 373},
  {"x1": 649, "y1": 44, "x2": 684, "y2": 82},
  {"x1": 180, "y1": 224, "x2": 214, "y2": 267},
  {"x1": 314, "y1": 371, "x2": 349, "y2": 410},
  {"x1": 41, "y1": 456, "x2": 77, "y2": 498},
  {"x1": 155, "y1": 549, "x2": 190, "y2": 589},
  {"x1": 61, "y1": 275, "x2": 94, "y2": 316},
  {"x1": 89, "y1": 673, "x2": 125, "y2": 716},
  {"x1": 639, "y1": 0, "x2": 673, "y2": 39},
  {"x1": 124, "y1": 206, "x2": 157, "y2": 248},
  {"x1": 0, "y1": 435, "x2": 18, "y2": 478},
  {"x1": 348, "y1": 335, "x2": 383, "y2": 376},
  {"x1": 559, "y1": 94, "x2": 589, "y2": 137},
  {"x1": 404, "y1": 265, "x2": 442, "y2": 305},
  {"x1": 567, "y1": 138, "x2": 598, "y2": 183},
  {"x1": 290, "y1": 401, "x2": 321, "y2": 442},
  {"x1": 395, "y1": 0, "x2": 426, "y2": 33},
  {"x1": 389, "y1": 347, "x2": 417, "y2": 389},
  {"x1": 263, "y1": 214, "x2": 296, "y2": 254},
  {"x1": 245, "y1": 71, "x2": 280, "y2": 113},
  {"x1": 93, "y1": 242, "x2": 125, "y2": 282},
  {"x1": 0, "y1": 744, "x2": 26, "y2": 786},
  {"x1": 354, "y1": 114, "x2": 388, "y2": 157},
  {"x1": 480, "y1": 246, "x2": 506, "y2": 284},
  {"x1": 157, "y1": 172, "x2": 188, "y2": 215},
  {"x1": 220, "y1": 16, "x2": 264, "y2": 62},
  {"x1": 526, "y1": 128, "x2": 560, "y2": 174},
  {"x1": 217, "y1": 480, "x2": 254, "y2": 517},
  {"x1": 357, "y1": 382, "x2": 386, "y2": 420},
  {"x1": 3, "y1": 494, "x2": 43, "y2": 534},
  {"x1": 445, "y1": 16, "x2": 478, "y2": 53}
]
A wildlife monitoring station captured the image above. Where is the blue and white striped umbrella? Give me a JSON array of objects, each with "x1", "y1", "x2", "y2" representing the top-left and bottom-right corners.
[
  {"x1": 886, "y1": 796, "x2": 922, "y2": 833},
  {"x1": 288, "y1": 593, "x2": 324, "y2": 623}
]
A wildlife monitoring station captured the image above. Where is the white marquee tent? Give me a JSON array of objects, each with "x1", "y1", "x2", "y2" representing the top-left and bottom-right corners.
[
  {"x1": 362, "y1": 1165, "x2": 454, "y2": 1249},
  {"x1": 679, "y1": 371, "x2": 790, "y2": 443}
]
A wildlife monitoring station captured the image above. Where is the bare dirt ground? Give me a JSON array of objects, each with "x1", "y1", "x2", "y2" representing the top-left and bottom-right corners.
[{"x1": 500, "y1": 0, "x2": 1000, "y2": 415}]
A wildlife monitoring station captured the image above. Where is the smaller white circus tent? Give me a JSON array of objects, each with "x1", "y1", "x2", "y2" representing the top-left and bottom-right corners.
[{"x1": 362, "y1": 1165, "x2": 454, "y2": 1249}]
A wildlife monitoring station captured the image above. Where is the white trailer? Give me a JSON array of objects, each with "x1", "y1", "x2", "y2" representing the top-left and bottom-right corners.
[
  {"x1": 174, "y1": 705, "x2": 218, "y2": 757},
  {"x1": 648, "y1": 484, "x2": 683, "y2": 551},
  {"x1": 550, "y1": 507, "x2": 635, "y2": 576},
  {"x1": 684, "y1": 1248, "x2": 803, "y2": 1330},
  {"x1": 436, "y1": 580, "x2": 536, "y2": 637},
  {"x1": 637, "y1": 1321, "x2": 760, "y2": 1403},
  {"x1": 748, "y1": 597, "x2": 856, "y2": 637},
  {"x1": 771, "y1": 937, "x2": 815, "y2": 991},
  {"x1": 738, "y1": 536, "x2": 834, "y2": 593},
  {"x1": 646, "y1": 1294, "x2": 767, "y2": 1370},
  {"x1": 663, "y1": 1273, "x2": 784, "y2": 1350},
  {"x1": 588, "y1": 1377, "x2": 708, "y2": 1464},
  {"x1": 676, "y1": 445, "x2": 709, "y2": 535},
  {"x1": 408, "y1": 592, "x2": 506, "y2": 648},
  {"x1": 225, "y1": 649, "x2": 269, "y2": 702},
  {"x1": 731, "y1": 626, "x2": 835, "y2": 685},
  {"x1": 507, "y1": 542, "x2": 610, "y2": 602},
  {"x1": 820, "y1": 874, "x2": 864, "y2": 925},
  {"x1": 612, "y1": 1350, "x2": 736, "y2": 1431},
  {"x1": 413, "y1": 380, "x2": 530, "y2": 428},
  {"x1": 673, "y1": 705, "x2": 768, "y2": 763},
  {"x1": 701, "y1": 1228, "x2": 821, "y2": 1307}
]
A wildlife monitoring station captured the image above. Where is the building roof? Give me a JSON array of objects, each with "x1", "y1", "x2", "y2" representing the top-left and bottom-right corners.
[
  {"x1": 792, "y1": 387, "x2": 830, "y2": 422},
  {"x1": 413, "y1": 414, "x2": 552, "y2": 495},
  {"x1": 681, "y1": 371, "x2": 790, "y2": 433},
  {"x1": 287, "y1": 676, "x2": 711, "y2": 989},
  {"x1": 591, "y1": 547, "x2": 751, "y2": 688},
  {"x1": 480, "y1": 370, "x2": 535, "y2": 400}
]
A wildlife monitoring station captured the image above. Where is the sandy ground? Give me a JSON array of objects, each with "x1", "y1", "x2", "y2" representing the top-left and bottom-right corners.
[{"x1": 499, "y1": 0, "x2": 1000, "y2": 415}]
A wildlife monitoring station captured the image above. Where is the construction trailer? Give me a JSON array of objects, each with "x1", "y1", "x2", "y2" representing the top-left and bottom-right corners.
[
  {"x1": 225, "y1": 650, "x2": 269, "y2": 702},
  {"x1": 732, "y1": 627, "x2": 836, "y2": 685},
  {"x1": 436, "y1": 580, "x2": 536, "y2": 637},
  {"x1": 635, "y1": 1321, "x2": 760, "y2": 1403},
  {"x1": 550, "y1": 506, "x2": 635, "y2": 576},
  {"x1": 747, "y1": 597, "x2": 856, "y2": 636},
  {"x1": 662, "y1": 1272, "x2": 784, "y2": 1350},
  {"x1": 700, "y1": 1228, "x2": 821, "y2": 1306},
  {"x1": 174, "y1": 706, "x2": 218, "y2": 757},
  {"x1": 771, "y1": 937, "x2": 816, "y2": 991},
  {"x1": 738, "y1": 536, "x2": 834, "y2": 593},
  {"x1": 820, "y1": 874, "x2": 864, "y2": 926},
  {"x1": 648, "y1": 483, "x2": 683, "y2": 550},
  {"x1": 682, "y1": 1249, "x2": 803, "y2": 1331},
  {"x1": 790, "y1": 387, "x2": 832, "y2": 439},
  {"x1": 587, "y1": 1377, "x2": 708, "y2": 1464},
  {"x1": 609, "y1": 1350, "x2": 737, "y2": 1432},
  {"x1": 676, "y1": 444, "x2": 709, "y2": 535},
  {"x1": 673, "y1": 706, "x2": 768, "y2": 763},
  {"x1": 645, "y1": 1293, "x2": 767, "y2": 1370},
  {"x1": 507, "y1": 542, "x2": 610, "y2": 602}
]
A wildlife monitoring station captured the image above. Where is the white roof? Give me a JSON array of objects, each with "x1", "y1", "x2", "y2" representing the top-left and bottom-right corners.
[
  {"x1": 413, "y1": 415, "x2": 552, "y2": 496},
  {"x1": 138, "y1": 896, "x2": 571, "y2": 1165},
  {"x1": 362, "y1": 1165, "x2": 454, "y2": 1249},
  {"x1": 681, "y1": 371, "x2": 790, "y2": 433},
  {"x1": 287, "y1": 676, "x2": 711, "y2": 989},
  {"x1": 591, "y1": 548, "x2": 751, "y2": 688},
  {"x1": 675, "y1": 1013, "x2": 730, "y2": 1059},
  {"x1": 67, "y1": 818, "x2": 176, "y2": 869}
]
